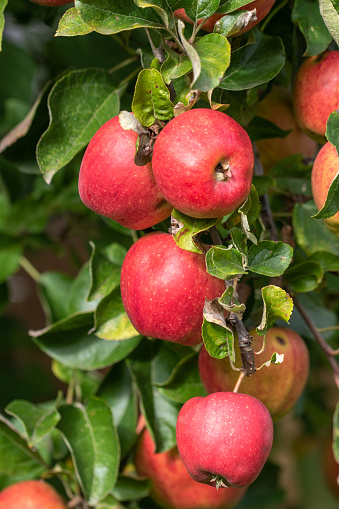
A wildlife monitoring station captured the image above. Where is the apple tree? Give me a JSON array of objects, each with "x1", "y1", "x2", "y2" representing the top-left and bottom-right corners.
[{"x1": 0, "y1": 0, "x2": 339, "y2": 508}]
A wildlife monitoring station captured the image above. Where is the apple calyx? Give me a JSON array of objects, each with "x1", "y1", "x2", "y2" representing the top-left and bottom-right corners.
[
  {"x1": 215, "y1": 161, "x2": 232, "y2": 181},
  {"x1": 210, "y1": 474, "x2": 229, "y2": 490}
]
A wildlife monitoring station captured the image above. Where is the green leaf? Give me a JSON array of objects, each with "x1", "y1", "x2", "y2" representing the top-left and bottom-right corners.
[
  {"x1": 284, "y1": 261, "x2": 324, "y2": 293},
  {"x1": 134, "y1": 0, "x2": 171, "y2": 27},
  {"x1": 94, "y1": 288, "x2": 139, "y2": 340},
  {"x1": 152, "y1": 342, "x2": 195, "y2": 386},
  {"x1": 247, "y1": 241, "x2": 293, "y2": 277},
  {"x1": 193, "y1": 33, "x2": 231, "y2": 92},
  {"x1": 0, "y1": 243, "x2": 22, "y2": 284},
  {"x1": 39, "y1": 272, "x2": 73, "y2": 323},
  {"x1": 292, "y1": 0, "x2": 332, "y2": 56},
  {"x1": 5, "y1": 400, "x2": 60, "y2": 448},
  {"x1": 57, "y1": 397, "x2": 120, "y2": 505},
  {"x1": 219, "y1": 287, "x2": 246, "y2": 317},
  {"x1": 308, "y1": 251, "x2": 339, "y2": 272},
  {"x1": 256, "y1": 285, "x2": 293, "y2": 336},
  {"x1": 96, "y1": 494, "x2": 125, "y2": 509},
  {"x1": 88, "y1": 242, "x2": 123, "y2": 302},
  {"x1": 293, "y1": 201, "x2": 339, "y2": 256},
  {"x1": 184, "y1": 0, "x2": 220, "y2": 21},
  {"x1": 132, "y1": 68, "x2": 174, "y2": 127},
  {"x1": 214, "y1": 10, "x2": 257, "y2": 37},
  {"x1": 313, "y1": 112, "x2": 339, "y2": 220},
  {"x1": 319, "y1": 0, "x2": 339, "y2": 45},
  {"x1": 29, "y1": 311, "x2": 94, "y2": 338},
  {"x1": 161, "y1": 54, "x2": 193, "y2": 84},
  {"x1": 112, "y1": 475, "x2": 151, "y2": 502},
  {"x1": 252, "y1": 176, "x2": 275, "y2": 196},
  {"x1": 177, "y1": 20, "x2": 201, "y2": 87},
  {"x1": 206, "y1": 245, "x2": 247, "y2": 280},
  {"x1": 202, "y1": 298, "x2": 235, "y2": 360},
  {"x1": 247, "y1": 116, "x2": 291, "y2": 142},
  {"x1": 126, "y1": 340, "x2": 182, "y2": 452},
  {"x1": 217, "y1": 0, "x2": 255, "y2": 14},
  {"x1": 171, "y1": 209, "x2": 218, "y2": 254},
  {"x1": 56, "y1": 7, "x2": 93, "y2": 37},
  {"x1": 97, "y1": 362, "x2": 138, "y2": 459},
  {"x1": 67, "y1": 261, "x2": 99, "y2": 315},
  {"x1": 158, "y1": 357, "x2": 206, "y2": 403},
  {"x1": 37, "y1": 69, "x2": 121, "y2": 184},
  {"x1": 75, "y1": 0, "x2": 164, "y2": 34},
  {"x1": 220, "y1": 30, "x2": 285, "y2": 91},
  {"x1": 0, "y1": 0, "x2": 9, "y2": 51},
  {"x1": 0, "y1": 416, "x2": 45, "y2": 485},
  {"x1": 33, "y1": 327, "x2": 141, "y2": 370}
]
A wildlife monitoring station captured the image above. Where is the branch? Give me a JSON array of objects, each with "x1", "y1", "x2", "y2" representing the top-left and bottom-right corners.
[
  {"x1": 293, "y1": 294, "x2": 339, "y2": 389},
  {"x1": 228, "y1": 312, "x2": 256, "y2": 376}
]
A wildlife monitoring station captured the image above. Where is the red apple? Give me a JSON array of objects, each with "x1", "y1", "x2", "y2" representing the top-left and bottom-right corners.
[
  {"x1": 174, "y1": 0, "x2": 276, "y2": 35},
  {"x1": 30, "y1": 0, "x2": 71, "y2": 5},
  {"x1": 311, "y1": 141, "x2": 339, "y2": 236},
  {"x1": 0, "y1": 480, "x2": 67, "y2": 509},
  {"x1": 134, "y1": 427, "x2": 246, "y2": 509},
  {"x1": 255, "y1": 86, "x2": 317, "y2": 173},
  {"x1": 120, "y1": 232, "x2": 225, "y2": 346},
  {"x1": 176, "y1": 392, "x2": 273, "y2": 488},
  {"x1": 293, "y1": 51, "x2": 339, "y2": 141},
  {"x1": 78, "y1": 115, "x2": 172, "y2": 230},
  {"x1": 152, "y1": 109, "x2": 254, "y2": 219},
  {"x1": 199, "y1": 327, "x2": 310, "y2": 420}
]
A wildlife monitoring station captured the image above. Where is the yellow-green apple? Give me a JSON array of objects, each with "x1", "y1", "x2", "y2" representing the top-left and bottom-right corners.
[
  {"x1": 198, "y1": 327, "x2": 309, "y2": 420},
  {"x1": 311, "y1": 141, "x2": 339, "y2": 236},
  {"x1": 255, "y1": 86, "x2": 317, "y2": 173},
  {"x1": 176, "y1": 392, "x2": 273, "y2": 488},
  {"x1": 78, "y1": 115, "x2": 172, "y2": 230},
  {"x1": 152, "y1": 109, "x2": 254, "y2": 219},
  {"x1": 0, "y1": 480, "x2": 67, "y2": 509},
  {"x1": 174, "y1": 0, "x2": 276, "y2": 35},
  {"x1": 120, "y1": 232, "x2": 225, "y2": 346},
  {"x1": 293, "y1": 51, "x2": 339, "y2": 141},
  {"x1": 30, "y1": 0, "x2": 71, "y2": 5},
  {"x1": 134, "y1": 427, "x2": 246, "y2": 509}
]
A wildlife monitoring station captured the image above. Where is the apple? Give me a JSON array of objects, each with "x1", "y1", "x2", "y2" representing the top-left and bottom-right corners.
[
  {"x1": 311, "y1": 141, "x2": 339, "y2": 236},
  {"x1": 199, "y1": 327, "x2": 309, "y2": 420},
  {"x1": 134, "y1": 426, "x2": 246, "y2": 509},
  {"x1": 293, "y1": 51, "x2": 339, "y2": 141},
  {"x1": 152, "y1": 109, "x2": 254, "y2": 219},
  {"x1": 78, "y1": 115, "x2": 172, "y2": 230},
  {"x1": 120, "y1": 231, "x2": 225, "y2": 346},
  {"x1": 174, "y1": 0, "x2": 276, "y2": 35},
  {"x1": 30, "y1": 0, "x2": 71, "y2": 5},
  {"x1": 0, "y1": 480, "x2": 67, "y2": 509},
  {"x1": 255, "y1": 86, "x2": 317, "y2": 173},
  {"x1": 176, "y1": 392, "x2": 273, "y2": 488}
]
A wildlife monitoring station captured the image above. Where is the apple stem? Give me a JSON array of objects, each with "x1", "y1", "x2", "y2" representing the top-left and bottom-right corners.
[
  {"x1": 229, "y1": 312, "x2": 256, "y2": 376},
  {"x1": 233, "y1": 371, "x2": 246, "y2": 393},
  {"x1": 209, "y1": 225, "x2": 222, "y2": 245}
]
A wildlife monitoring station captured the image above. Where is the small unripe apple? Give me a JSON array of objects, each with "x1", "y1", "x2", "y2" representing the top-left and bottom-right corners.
[
  {"x1": 134, "y1": 427, "x2": 246, "y2": 509},
  {"x1": 176, "y1": 392, "x2": 273, "y2": 488},
  {"x1": 199, "y1": 327, "x2": 309, "y2": 420},
  {"x1": 311, "y1": 141, "x2": 339, "y2": 236},
  {"x1": 293, "y1": 51, "x2": 339, "y2": 141},
  {"x1": 0, "y1": 480, "x2": 67, "y2": 509},
  {"x1": 120, "y1": 232, "x2": 225, "y2": 346},
  {"x1": 30, "y1": 0, "x2": 71, "y2": 5},
  {"x1": 255, "y1": 86, "x2": 317, "y2": 173},
  {"x1": 174, "y1": 0, "x2": 276, "y2": 36},
  {"x1": 152, "y1": 109, "x2": 254, "y2": 219},
  {"x1": 78, "y1": 116, "x2": 172, "y2": 230}
]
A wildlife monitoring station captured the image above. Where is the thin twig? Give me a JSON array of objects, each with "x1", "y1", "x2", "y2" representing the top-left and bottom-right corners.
[
  {"x1": 293, "y1": 294, "x2": 339, "y2": 389},
  {"x1": 229, "y1": 313, "x2": 256, "y2": 376},
  {"x1": 209, "y1": 225, "x2": 222, "y2": 245}
]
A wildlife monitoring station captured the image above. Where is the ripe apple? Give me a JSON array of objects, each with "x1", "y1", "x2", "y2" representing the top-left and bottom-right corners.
[
  {"x1": 0, "y1": 480, "x2": 67, "y2": 509},
  {"x1": 293, "y1": 51, "x2": 339, "y2": 141},
  {"x1": 134, "y1": 426, "x2": 246, "y2": 509},
  {"x1": 255, "y1": 86, "x2": 317, "y2": 173},
  {"x1": 176, "y1": 392, "x2": 273, "y2": 488},
  {"x1": 199, "y1": 327, "x2": 309, "y2": 420},
  {"x1": 174, "y1": 0, "x2": 276, "y2": 35},
  {"x1": 152, "y1": 109, "x2": 254, "y2": 219},
  {"x1": 78, "y1": 115, "x2": 172, "y2": 230},
  {"x1": 120, "y1": 232, "x2": 225, "y2": 346},
  {"x1": 30, "y1": 0, "x2": 71, "y2": 5},
  {"x1": 311, "y1": 141, "x2": 339, "y2": 236}
]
